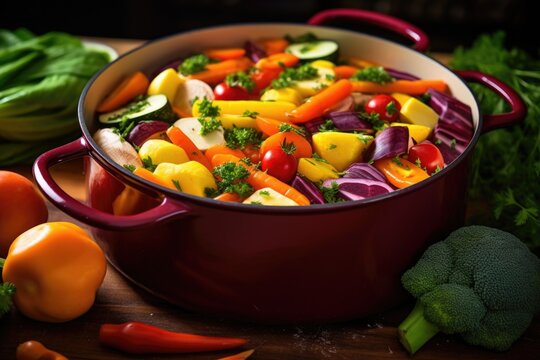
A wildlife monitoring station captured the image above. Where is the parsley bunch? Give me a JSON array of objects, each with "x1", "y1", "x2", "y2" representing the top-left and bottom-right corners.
[
  {"x1": 351, "y1": 66, "x2": 394, "y2": 83},
  {"x1": 212, "y1": 162, "x2": 253, "y2": 197},
  {"x1": 196, "y1": 98, "x2": 222, "y2": 135},
  {"x1": 271, "y1": 63, "x2": 319, "y2": 89},
  {"x1": 0, "y1": 259, "x2": 15, "y2": 318},
  {"x1": 178, "y1": 54, "x2": 210, "y2": 76},
  {"x1": 450, "y1": 31, "x2": 540, "y2": 248},
  {"x1": 224, "y1": 127, "x2": 262, "y2": 149}
]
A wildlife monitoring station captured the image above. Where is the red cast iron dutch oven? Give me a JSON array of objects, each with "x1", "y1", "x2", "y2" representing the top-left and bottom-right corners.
[{"x1": 33, "y1": 9, "x2": 525, "y2": 324}]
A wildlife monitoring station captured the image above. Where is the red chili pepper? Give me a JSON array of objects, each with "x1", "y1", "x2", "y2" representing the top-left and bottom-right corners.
[{"x1": 99, "y1": 321, "x2": 248, "y2": 354}]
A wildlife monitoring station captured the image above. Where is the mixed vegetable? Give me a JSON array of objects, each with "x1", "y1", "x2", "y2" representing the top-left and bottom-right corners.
[{"x1": 93, "y1": 33, "x2": 474, "y2": 206}]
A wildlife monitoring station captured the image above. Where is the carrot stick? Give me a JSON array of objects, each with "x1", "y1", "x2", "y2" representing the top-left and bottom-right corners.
[
  {"x1": 211, "y1": 154, "x2": 310, "y2": 206},
  {"x1": 333, "y1": 65, "x2": 359, "y2": 79},
  {"x1": 187, "y1": 57, "x2": 253, "y2": 85},
  {"x1": 287, "y1": 79, "x2": 353, "y2": 124},
  {"x1": 166, "y1": 126, "x2": 213, "y2": 171},
  {"x1": 97, "y1": 71, "x2": 150, "y2": 113},
  {"x1": 351, "y1": 79, "x2": 448, "y2": 95},
  {"x1": 204, "y1": 48, "x2": 246, "y2": 61},
  {"x1": 205, "y1": 144, "x2": 245, "y2": 163},
  {"x1": 214, "y1": 192, "x2": 242, "y2": 203},
  {"x1": 133, "y1": 167, "x2": 175, "y2": 190},
  {"x1": 256, "y1": 53, "x2": 299, "y2": 70},
  {"x1": 260, "y1": 38, "x2": 289, "y2": 54},
  {"x1": 255, "y1": 116, "x2": 301, "y2": 137}
]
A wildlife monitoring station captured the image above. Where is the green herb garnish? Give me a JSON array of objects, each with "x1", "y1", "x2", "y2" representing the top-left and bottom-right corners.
[
  {"x1": 213, "y1": 162, "x2": 254, "y2": 197},
  {"x1": 351, "y1": 66, "x2": 394, "y2": 83},
  {"x1": 142, "y1": 156, "x2": 157, "y2": 172},
  {"x1": 226, "y1": 71, "x2": 256, "y2": 92},
  {"x1": 284, "y1": 32, "x2": 319, "y2": 44},
  {"x1": 224, "y1": 126, "x2": 262, "y2": 149},
  {"x1": 179, "y1": 54, "x2": 210, "y2": 76},
  {"x1": 197, "y1": 98, "x2": 222, "y2": 135},
  {"x1": 278, "y1": 123, "x2": 305, "y2": 136},
  {"x1": 320, "y1": 181, "x2": 343, "y2": 203},
  {"x1": 172, "y1": 179, "x2": 182, "y2": 191},
  {"x1": 318, "y1": 119, "x2": 336, "y2": 132},
  {"x1": 123, "y1": 164, "x2": 136, "y2": 172},
  {"x1": 271, "y1": 63, "x2": 319, "y2": 89},
  {"x1": 198, "y1": 117, "x2": 222, "y2": 136},
  {"x1": 242, "y1": 110, "x2": 259, "y2": 119}
]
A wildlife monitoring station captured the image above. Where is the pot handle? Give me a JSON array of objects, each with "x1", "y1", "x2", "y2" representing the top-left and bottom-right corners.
[
  {"x1": 455, "y1": 70, "x2": 527, "y2": 133},
  {"x1": 33, "y1": 137, "x2": 190, "y2": 231},
  {"x1": 307, "y1": 8, "x2": 429, "y2": 52}
]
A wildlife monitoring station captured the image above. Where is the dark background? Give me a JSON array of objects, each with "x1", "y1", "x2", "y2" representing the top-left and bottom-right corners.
[{"x1": 1, "y1": 0, "x2": 536, "y2": 54}]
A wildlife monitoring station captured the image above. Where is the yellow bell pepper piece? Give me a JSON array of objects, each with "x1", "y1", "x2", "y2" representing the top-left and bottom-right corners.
[
  {"x1": 297, "y1": 157, "x2": 339, "y2": 183},
  {"x1": 193, "y1": 99, "x2": 296, "y2": 122},
  {"x1": 2, "y1": 222, "x2": 107, "y2": 322},
  {"x1": 312, "y1": 132, "x2": 374, "y2": 172},
  {"x1": 154, "y1": 161, "x2": 217, "y2": 197},
  {"x1": 260, "y1": 88, "x2": 303, "y2": 106},
  {"x1": 390, "y1": 122, "x2": 432, "y2": 143},
  {"x1": 390, "y1": 92, "x2": 413, "y2": 107},
  {"x1": 400, "y1": 97, "x2": 439, "y2": 129},
  {"x1": 219, "y1": 114, "x2": 258, "y2": 129},
  {"x1": 147, "y1": 68, "x2": 183, "y2": 103}
]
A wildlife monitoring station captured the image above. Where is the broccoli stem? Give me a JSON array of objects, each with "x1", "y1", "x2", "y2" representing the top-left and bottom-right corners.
[{"x1": 398, "y1": 301, "x2": 440, "y2": 354}]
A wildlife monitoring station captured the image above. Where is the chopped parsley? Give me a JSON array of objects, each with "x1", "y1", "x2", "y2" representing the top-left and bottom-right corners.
[
  {"x1": 172, "y1": 179, "x2": 182, "y2": 191},
  {"x1": 271, "y1": 63, "x2": 319, "y2": 89},
  {"x1": 212, "y1": 162, "x2": 254, "y2": 197},
  {"x1": 250, "y1": 201, "x2": 263, "y2": 205},
  {"x1": 449, "y1": 138, "x2": 457, "y2": 149},
  {"x1": 284, "y1": 32, "x2": 319, "y2": 44},
  {"x1": 197, "y1": 98, "x2": 222, "y2": 135},
  {"x1": 318, "y1": 119, "x2": 336, "y2": 132},
  {"x1": 204, "y1": 187, "x2": 220, "y2": 198},
  {"x1": 419, "y1": 92, "x2": 432, "y2": 104},
  {"x1": 328, "y1": 144, "x2": 337, "y2": 150},
  {"x1": 386, "y1": 101, "x2": 398, "y2": 115},
  {"x1": 242, "y1": 110, "x2": 259, "y2": 119},
  {"x1": 225, "y1": 71, "x2": 256, "y2": 92},
  {"x1": 224, "y1": 126, "x2": 262, "y2": 149},
  {"x1": 392, "y1": 156, "x2": 404, "y2": 167},
  {"x1": 360, "y1": 112, "x2": 386, "y2": 132},
  {"x1": 278, "y1": 123, "x2": 305, "y2": 136},
  {"x1": 351, "y1": 66, "x2": 394, "y2": 84},
  {"x1": 320, "y1": 181, "x2": 343, "y2": 203},
  {"x1": 434, "y1": 138, "x2": 442, "y2": 145},
  {"x1": 259, "y1": 190, "x2": 270, "y2": 196},
  {"x1": 312, "y1": 153, "x2": 329, "y2": 164},
  {"x1": 107, "y1": 95, "x2": 149, "y2": 134},
  {"x1": 357, "y1": 134, "x2": 373, "y2": 144},
  {"x1": 123, "y1": 164, "x2": 136, "y2": 172},
  {"x1": 179, "y1": 54, "x2": 210, "y2": 76},
  {"x1": 280, "y1": 139, "x2": 296, "y2": 155},
  {"x1": 142, "y1": 157, "x2": 157, "y2": 172}
]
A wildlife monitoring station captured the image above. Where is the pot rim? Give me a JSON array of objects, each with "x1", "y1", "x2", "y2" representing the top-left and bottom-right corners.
[{"x1": 78, "y1": 22, "x2": 483, "y2": 214}]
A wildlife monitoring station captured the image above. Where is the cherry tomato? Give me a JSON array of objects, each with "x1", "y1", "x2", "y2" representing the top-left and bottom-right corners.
[
  {"x1": 214, "y1": 82, "x2": 256, "y2": 100},
  {"x1": 364, "y1": 94, "x2": 401, "y2": 122},
  {"x1": 407, "y1": 143, "x2": 445, "y2": 175},
  {"x1": 251, "y1": 67, "x2": 282, "y2": 92},
  {"x1": 261, "y1": 146, "x2": 297, "y2": 183},
  {"x1": 242, "y1": 144, "x2": 261, "y2": 164}
]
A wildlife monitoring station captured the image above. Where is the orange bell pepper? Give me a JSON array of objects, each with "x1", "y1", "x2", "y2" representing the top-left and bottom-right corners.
[
  {"x1": 2, "y1": 222, "x2": 107, "y2": 322},
  {"x1": 373, "y1": 157, "x2": 429, "y2": 189},
  {"x1": 16, "y1": 340, "x2": 68, "y2": 360}
]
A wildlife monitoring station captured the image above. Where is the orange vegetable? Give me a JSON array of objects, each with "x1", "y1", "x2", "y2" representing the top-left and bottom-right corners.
[
  {"x1": 166, "y1": 126, "x2": 213, "y2": 171},
  {"x1": 256, "y1": 53, "x2": 299, "y2": 70},
  {"x1": 2, "y1": 222, "x2": 107, "y2": 322},
  {"x1": 260, "y1": 38, "x2": 289, "y2": 54},
  {"x1": 241, "y1": 144, "x2": 260, "y2": 164},
  {"x1": 187, "y1": 57, "x2": 252, "y2": 85},
  {"x1": 211, "y1": 154, "x2": 310, "y2": 206},
  {"x1": 214, "y1": 192, "x2": 242, "y2": 203},
  {"x1": 205, "y1": 144, "x2": 245, "y2": 163},
  {"x1": 344, "y1": 56, "x2": 378, "y2": 68},
  {"x1": 97, "y1": 71, "x2": 149, "y2": 113},
  {"x1": 351, "y1": 79, "x2": 448, "y2": 95},
  {"x1": 133, "y1": 167, "x2": 176, "y2": 190},
  {"x1": 16, "y1": 340, "x2": 68, "y2": 360},
  {"x1": 204, "y1": 48, "x2": 246, "y2": 61},
  {"x1": 0, "y1": 171, "x2": 48, "y2": 257},
  {"x1": 259, "y1": 131, "x2": 312, "y2": 160},
  {"x1": 287, "y1": 79, "x2": 353, "y2": 123},
  {"x1": 373, "y1": 157, "x2": 429, "y2": 189},
  {"x1": 255, "y1": 116, "x2": 301, "y2": 137},
  {"x1": 218, "y1": 349, "x2": 256, "y2": 360},
  {"x1": 333, "y1": 65, "x2": 359, "y2": 79}
]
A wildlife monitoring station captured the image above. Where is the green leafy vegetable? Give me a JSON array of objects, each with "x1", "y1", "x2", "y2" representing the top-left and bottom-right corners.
[
  {"x1": 351, "y1": 66, "x2": 394, "y2": 83},
  {"x1": 0, "y1": 29, "x2": 112, "y2": 166},
  {"x1": 450, "y1": 31, "x2": 540, "y2": 248}
]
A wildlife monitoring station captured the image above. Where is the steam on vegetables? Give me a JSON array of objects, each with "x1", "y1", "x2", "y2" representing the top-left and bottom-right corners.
[{"x1": 93, "y1": 33, "x2": 474, "y2": 206}]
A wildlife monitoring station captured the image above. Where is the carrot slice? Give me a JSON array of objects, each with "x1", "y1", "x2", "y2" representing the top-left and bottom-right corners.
[
  {"x1": 133, "y1": 167, "x2": 175, "y2": 190},
  {"x1": 334, "y1": 65, "x2": 359, "y2": 79},
  {"x1": 260, "y1": 38, "x2": 289, "y2": 55},
  {"x1": 187, "y1": 57, "x2": 253, "y2": 85},
  {"x1": 204, "y1": 48, "x2": 246, "y2": 61},
  {"x1": 214, "y1": 192, "x2": 242, "y2": 203},
  {"x1": 97, "y1": 71, "x2": 150, "y2": 113},
  {"x1": 351, "y1": 79, "x2": 448, "y2": 95},
  {"x1": 211, "y1": 154, "x2": 310, "y2": 206},
  {"x1": 256, "y1": 53, "x2": 299, "y2": 70},
  {"x1": 166, "y1": 126, "x2": 213, "y2": 171},
  {"x1": 255, "y1": 116, "x2": 301, "y2": 137},
  {"x1": 205, "y1": 144, "x2": 245, "y2": 164},
  {"x1": 287, "y1": 79, "x2": 353, "y2": 123}
]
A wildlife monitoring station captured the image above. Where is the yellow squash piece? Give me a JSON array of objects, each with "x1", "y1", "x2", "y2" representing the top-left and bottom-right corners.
[
  {"x1": 391, "y1": 122, "x2": 432, "y2": 143},
  {"x1": 219, "y1": 114, "x2": 258, "y2": 129},
  {"x1": 138, "y1": 139, "x2": 189, "y2": 165},
  {"x1": 292, "y1": 62, "x2": 336, "y2": 97},
  {"x1": 192, "y1": 99, "x2": 296, "y2": 122},
  {"x1": 260, "y1": 88, "x2": 303, "y2": 106},
  {"x1": 147, "y1": 68, "x2": 183, "y2": 103},
  {"x1": 2, "y1": 222, "x2": 107, "y2": 322},
  {"x1": 243, "y1": 187, "x2": 299, "y2": 206},
  {"x1": 297, "y1": 157, "x2": 339, "y2": 183},
  {"x1": 390, "y1": 92, "x2": 413, "y2": 107},
  {"x1": 400, "y1": 97, "x2": 439, "y2": 129},
  {"x1": 153, "y1": 161, "x2": 217, "y2": 197},
  {"x1": 312, "y1": 132, "x2": 374, "y2": 171}
]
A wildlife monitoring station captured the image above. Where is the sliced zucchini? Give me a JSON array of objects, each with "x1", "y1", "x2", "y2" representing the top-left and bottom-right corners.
[
  {"x1": 99, "y1": 94, "x2": 176, "y2": 125},
  {"x1": 285, "y1": 40, "x2": 339, "y2": 62}
]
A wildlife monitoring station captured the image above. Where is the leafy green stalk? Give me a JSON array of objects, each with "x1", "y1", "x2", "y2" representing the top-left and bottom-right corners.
[{"x1": 398, "y1": 302, "x2": 440, "y2": 354}]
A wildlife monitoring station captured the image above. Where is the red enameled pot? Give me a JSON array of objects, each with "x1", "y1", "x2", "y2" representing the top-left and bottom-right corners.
[{"x1": 33, "y1": 9, "x2": 526, "y2": 324}]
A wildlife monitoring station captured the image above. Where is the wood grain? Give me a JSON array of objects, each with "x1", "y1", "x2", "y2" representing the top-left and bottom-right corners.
[{"x1": 1, "y1": 38, "x2": 538, "y2": 360}]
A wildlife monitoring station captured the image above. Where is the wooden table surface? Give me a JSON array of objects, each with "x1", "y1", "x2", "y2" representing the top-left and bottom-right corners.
[{"x1": 1, "y1": 38, "x2": 539, "y2": 360}]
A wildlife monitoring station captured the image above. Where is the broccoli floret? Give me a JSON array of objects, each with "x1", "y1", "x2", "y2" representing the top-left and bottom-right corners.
[{"x1": 399, "y1": 225, "x2": 540, "y2": 353}]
